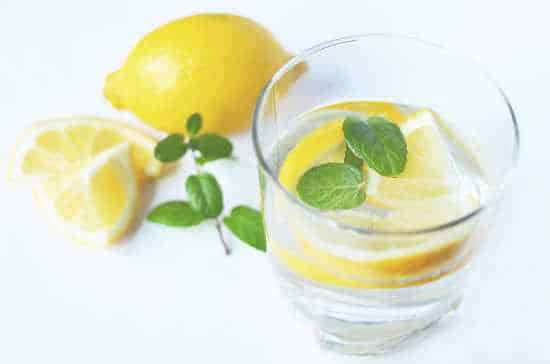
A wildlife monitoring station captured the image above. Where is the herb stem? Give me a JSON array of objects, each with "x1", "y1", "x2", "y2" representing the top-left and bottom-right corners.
[
  {"x1": 215, "y1": 219, "x2": 231, "y2": 255},
  {"x1": 190, "y1": 146, "x2": 231, "y2": 255}
]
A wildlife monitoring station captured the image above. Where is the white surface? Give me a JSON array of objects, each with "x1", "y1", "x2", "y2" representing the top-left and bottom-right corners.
[{"x1": 1, "y1": 1, "x2": 549, "y2": 363}]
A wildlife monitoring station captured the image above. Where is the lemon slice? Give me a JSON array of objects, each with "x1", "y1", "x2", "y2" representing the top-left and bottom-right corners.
[
  {"x1": 32, "y1": 143, "x2": 138, "y2": 246},
  {"x1": 9, "y1": 116, "x2": 162, "y2": 182},
  {"x1": 331, "y1": 195, "x2": 475, "y2": 232},
  {"x1": 279, "y1": 120, "x2": 344, "y2": 192},
  {"x1": 273, "y1": 194, "x2": 474, "y2": 288},
  {"x1": 319, "y1": 101, "x2": 408, "y2": 125},
  {"x1": 366, "y1": 110, "x2": 456, "y2": 208},
  {"x1": 270, "y1": 220, "x2": 471, "y2": 289}
]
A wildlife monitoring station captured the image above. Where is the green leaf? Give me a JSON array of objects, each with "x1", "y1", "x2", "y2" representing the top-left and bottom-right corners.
[
  {"x1": 223, "y1": 206, "x2": 266, "y2": 252},
  {"x1": 296, "y1": 163, "x2": 365, "y2": 210},
  {"x1": 343, "y1": 116, "x2": 407, "y2": 176},
  {"x1": 190, "y1": 134, "x2": 233, "y2": 164},
  {"x1": 147, "y1": 201, "x2": 202, "y2": 227},
  {"x1": 344, "y1": 146, "x2": 364, "y2": 169},
  {"x1": 186, "y1": 113, "x2": 202, "y2": 136},
  {"x1": 186, "y1": 173, "x2": 224, "y2": 218},
  {"x1": 154, "y1": 134, "x2": 188, "y2": 162}
]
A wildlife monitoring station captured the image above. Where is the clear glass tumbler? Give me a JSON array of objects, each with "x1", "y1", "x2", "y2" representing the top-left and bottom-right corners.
[{"x1": 252, "y1": 35, "x2": 519, "y2": 355}]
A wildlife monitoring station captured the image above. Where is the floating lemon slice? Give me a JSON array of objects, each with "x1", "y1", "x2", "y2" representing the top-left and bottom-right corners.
[
  {"x1": 270, "y1": 234, "x2": 467, "y2": 289},
  {"x1": 366, "y1": 110, "x2": 456, "y2": 209},
  {"x1": 8, "y1": 117, "x2": 162, "y2": 246},
  {"x1": 275, "y1": 103, "x2": 476, "y2": 288}
]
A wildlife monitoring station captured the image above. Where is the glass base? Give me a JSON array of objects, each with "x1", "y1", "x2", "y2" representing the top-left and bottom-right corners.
[
  {"x1": 276, "y1": 263, "x2": 467, "y2": 355},
  {"x1": 315, "y1": 297, "x2": 461, "y2": 355}
]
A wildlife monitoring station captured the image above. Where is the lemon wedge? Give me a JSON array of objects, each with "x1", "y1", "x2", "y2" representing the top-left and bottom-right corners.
[
  {"x1": 9, "y1": 116, "x2": 162, "y2": 182},
  {"x1": 9, "y1": 117, "x2": 162, "y2": 246},
  {"x1": 33, "y1": 143, "x2": 138, "y2": 246}
]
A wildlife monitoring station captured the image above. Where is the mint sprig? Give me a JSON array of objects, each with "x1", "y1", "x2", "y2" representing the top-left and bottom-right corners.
[
  {"x1": 186, "y1": 113, "x2": 202, "y2": 136},
  {"x1": 186, "y1": 173, "x2": 223, "y2": 219},
  {"x1": 191, "y1": 134, "x2": 233, "y2": 165},
  {"x1": 297, "y1": 116, "x2": 407, "y2": 210},
  {"x1": 297, "y1": 163, "x2": 365, "y2": 210},
  {"x1": 148, "y1": 201, "x2": 202, "y2": 227},
  {"x1": 147, "y1": 113, "x2": 266, "y2": 255},
  {"x1": 344, "y1": 146, "x2": 364, "y2": 170},
  {"x1": 343, "y1": 116, "x2": 407, "y2": 176},
  {"x1": 224, "y1": 206, "x2": 266, "y2": 252},
  {"x1": 154, "y1": 134, "x2": 188, "y2": 162}
]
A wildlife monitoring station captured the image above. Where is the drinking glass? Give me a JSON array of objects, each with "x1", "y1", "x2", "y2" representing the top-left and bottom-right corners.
[{"x1": 252, "y1": 34, "x2": 519, "y2": 355}]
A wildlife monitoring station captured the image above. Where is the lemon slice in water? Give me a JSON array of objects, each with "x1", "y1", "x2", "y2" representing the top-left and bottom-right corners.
[{"x1": 366, "y1": 110, "x2": 457, "y2": 209}]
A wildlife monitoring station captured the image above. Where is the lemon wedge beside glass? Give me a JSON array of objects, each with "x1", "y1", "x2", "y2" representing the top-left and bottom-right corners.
[{"x1": 9, "y1": 117, "x2": 162, "y2": 246}]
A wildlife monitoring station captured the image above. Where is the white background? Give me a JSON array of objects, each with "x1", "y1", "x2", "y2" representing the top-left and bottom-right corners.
[{"x1": 1, "y1": 1, "x2": 549, "y2": 363}]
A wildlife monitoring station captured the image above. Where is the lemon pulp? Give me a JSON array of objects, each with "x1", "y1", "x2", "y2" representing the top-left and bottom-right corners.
[{"x1": 272, "y1": 101, "x2": 482, "y2": 288}]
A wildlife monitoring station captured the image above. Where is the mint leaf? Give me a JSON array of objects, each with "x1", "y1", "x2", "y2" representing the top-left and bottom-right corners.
[
  {"x1": 297, "y1": 163, "x2": 365, "y2": 210},
  {"x1": 190, "y1": 134, "x2": 233, "y2": 164},
  {"x1": 343, "y1": 116, "x2": 407, "y2": 176},
  {"x1": 154, "y1": 134, "x2": 188, "y2": 162},
  {"x1": 186, "y1": 113, "x2": 202, "y2": 136},
  {"x1": 223, "y1": 206, "x2": 266, "y2": 252},
  {"x1": 147, "y1": 201, "x2": 202, "y2": 227},
  {"x1": 344, "y1": 146, "x2": 364, "y2": 169},
  {"x1": 186, "y1": 173, "x2": 223, "y2": 218}
]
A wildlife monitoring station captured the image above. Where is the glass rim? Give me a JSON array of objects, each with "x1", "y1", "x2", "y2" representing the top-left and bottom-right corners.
[{"x1": 251, "y1": 33, "x2": 520, "y2": 236}]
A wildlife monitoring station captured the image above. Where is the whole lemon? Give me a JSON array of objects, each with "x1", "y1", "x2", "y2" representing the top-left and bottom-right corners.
[{"x1": 104, "y1": 13, "x2": 294, "y2": 135}]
